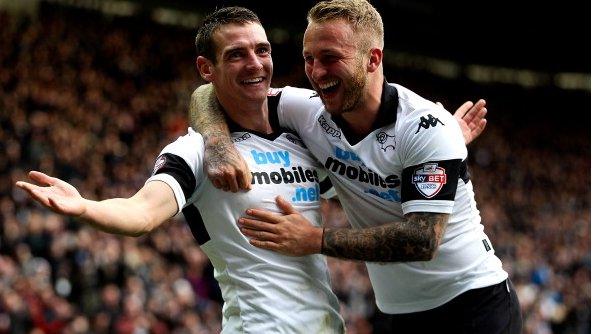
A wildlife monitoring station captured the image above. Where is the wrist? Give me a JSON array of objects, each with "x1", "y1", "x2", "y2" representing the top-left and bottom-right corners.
[
  {"x1": 204, "y1": 133, "x2": 232, "y2": 146},
  {"x1": 314, "y1": 227, "x2": 324, "y2": 254}
]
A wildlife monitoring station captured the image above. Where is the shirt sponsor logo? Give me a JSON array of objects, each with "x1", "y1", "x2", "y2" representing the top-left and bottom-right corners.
[
  {"x1": 335, "y1": 146, "x2": 361, "y2": 163},
  {"x1": 152, "y1": 155, "x2": 166, "y2": 175},
  {"x1": 292, "y1": 184, "x2": 320, "y2": 202},
  {"x1": 415, "y1": 114, "x2": 444, "y2": 134},
  {"x1": 317, "y1": 115, "x2": 341, "y2": 138},
  {"x1": 326, "y1": 146, "x2": 400, "y2": 189},
  {"x1": 376, "y1": 131, "x2": 395, "y2": 151},
  {"x1": 411, "y1": 163, "x2": 447, "y2": 198},
  {"x1": 251, "y1": 150, "x2": 291, "y2": 167},
  {"x1": 251, "y1": 167, "x2": 318, "y2": 185}
]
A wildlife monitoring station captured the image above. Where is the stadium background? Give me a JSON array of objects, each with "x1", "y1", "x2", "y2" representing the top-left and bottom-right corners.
[{"x1": 0, "y1": 0, "x2": 589, "y2": 333}]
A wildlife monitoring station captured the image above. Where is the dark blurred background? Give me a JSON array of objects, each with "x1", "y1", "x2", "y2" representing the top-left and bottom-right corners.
[{"x1": 0, "y1": 1, "x2": 590, "y2": 333}]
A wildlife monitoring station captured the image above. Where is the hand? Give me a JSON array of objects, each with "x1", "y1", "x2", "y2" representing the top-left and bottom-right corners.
[
  {"x1": 203, "y1": 136, "x2": 252, "y2": 192},
  {"x1": 238, "y1": 196, "x2": 323, "y2": 256},
  {"x1": 447, "y1": 99, "x2": 487, "y2": 144},
  {"x1": 15, "y1": 171, "x2": 86, "y2": 216}
]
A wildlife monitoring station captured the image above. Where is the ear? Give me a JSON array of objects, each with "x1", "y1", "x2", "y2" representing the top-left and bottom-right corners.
[
  {"x1": 367, "y1": 48, "x2": 383, "y2": 73},
  {"x1": 196, "y1": 56, "x2": 215, "y2": 82}
]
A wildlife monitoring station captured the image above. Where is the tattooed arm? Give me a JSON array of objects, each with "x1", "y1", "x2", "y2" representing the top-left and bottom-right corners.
[
  {"x1": 189, "y1": 84, "x2": 252, "y2": 192},
  {"x1": 239, "y1": 196, "x2": 448, "y2": 262},
  {"x1": 321, "y1": 212, "x2": 449, "y2": 262}
]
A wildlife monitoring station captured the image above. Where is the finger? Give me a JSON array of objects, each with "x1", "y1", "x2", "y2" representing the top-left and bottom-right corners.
[
  {"x1": 16, "y1": 181, "x2": 44, "y2": 197},
  {"x1": 237, "y1": 163, "x2": 253, "y2": 191},
  {"x1": 244, "y1": 208, "x2": 282, "y2": 223},
  {"x1": 240, "y1": 227, "x2": 279, "y2": 241},
  {"x1": 238, "y1": 171, "x2": 252, "y2": 191},
  {"x1": 474, "y1": 119, "x2": 487, "y2": 136},
  {"x1": 20, "y1": 186, "x2": 52, "y2": 207},
  {"x1": 453, "y1": 101, "x2": 473, "y2": 118},
  {"x1": 462, "y1": 100, "x2": 486, "y2": 122},
  {"x1": 275, "y1": 196, "x2": 298, "y2": 215},
  {"x1": 28, "y1": 171, "x2": 58, "y2": 186},
  {"x1": 238, "y1": 217, "x2": 279, "y2": 232},
  {"x1": 249, "y1": 239, "x2": 279, "y2": 251},
  {"x1": 223, "y1": 172, "x2": 240, "y2": 193},
  {"x1": 211, "y1": 178, "x2": 224, "y2": 190},
  {"x1": 467, "y1": 108, "x2": 487, "y2": 130}
]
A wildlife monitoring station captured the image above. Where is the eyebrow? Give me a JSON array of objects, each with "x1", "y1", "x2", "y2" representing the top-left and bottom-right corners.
[{"x1": 222, "y1": 42, "x2": 271, "y2": 56}]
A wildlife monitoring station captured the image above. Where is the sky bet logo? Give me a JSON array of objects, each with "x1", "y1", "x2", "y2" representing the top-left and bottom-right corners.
[{"x1": 412, "y1": 163, "x2": 447, "y2": 198}]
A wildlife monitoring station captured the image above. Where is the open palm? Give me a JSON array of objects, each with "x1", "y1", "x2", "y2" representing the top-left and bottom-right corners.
[{"x1": 16, "y1": 171, "x2": 86, "y2": 216}]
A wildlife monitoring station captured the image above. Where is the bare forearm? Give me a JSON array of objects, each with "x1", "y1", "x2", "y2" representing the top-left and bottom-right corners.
[
  {"x1": 189, "y1": 84, "x2": 230, "y2": 142},
  {"x1": 81, "y1": 198, "x2": 157, "y2": 236},
  {"x1": 321, "y1": 213, "x2": 448, "y2": 262}
]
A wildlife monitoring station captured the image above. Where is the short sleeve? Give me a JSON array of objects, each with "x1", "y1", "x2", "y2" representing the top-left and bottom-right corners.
[
  {"x1": 399, "y1": 107, "x2": 467, "y2": 215},
  {"x1": 146, "y1": 128, "x2": 205, "y2": 213}
]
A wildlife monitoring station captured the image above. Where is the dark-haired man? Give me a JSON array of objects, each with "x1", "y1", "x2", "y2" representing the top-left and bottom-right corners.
[
  {"x1": 16, "y1": 7, "x2": 345, "y2": 333},
  {"x1": 190, "y1": 1, "x2": 521, "y2": 333}
]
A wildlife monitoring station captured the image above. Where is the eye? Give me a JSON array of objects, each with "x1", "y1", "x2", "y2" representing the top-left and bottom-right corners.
[
  {"x1": 227, "y1": 50, "x2": 244, "y2": 60},
  {"x1": 303, "y1": 55, "x2": 314, "y2": 65},
  {"x1": 257, "y1": 46, "x2": 271, "y2": 55},
  {"x1": 322, "y1": 54, "x2": 339, "y2": 64}
]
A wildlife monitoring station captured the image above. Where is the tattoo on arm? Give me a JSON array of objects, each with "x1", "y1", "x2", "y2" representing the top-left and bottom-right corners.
[
  {"x1": 321, "y1": 212, "x2": 449, "y2": 262},
  {"x1": 189, "y1": 84, "x2": 231, "y2": 142}
]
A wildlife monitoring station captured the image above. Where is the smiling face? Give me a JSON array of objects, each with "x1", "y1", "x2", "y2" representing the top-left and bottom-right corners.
[
  {"x1": 303, "y1": 19, "x2": 369, "y2": 116},
  {"x1": 199, "y1": 22, "x2": 272, "y2": 109}
]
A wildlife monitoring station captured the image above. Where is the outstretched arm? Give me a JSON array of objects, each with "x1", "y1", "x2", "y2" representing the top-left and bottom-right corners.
[
  {"x1": 238, "y1": 196, "x2": 448, "y2": 262},
  {"x1": 16, "y1": 171, "x2": 178, "y2": 236},
  {"x1": 189, "y1": 84, "x2": 252, "y2": 192}
]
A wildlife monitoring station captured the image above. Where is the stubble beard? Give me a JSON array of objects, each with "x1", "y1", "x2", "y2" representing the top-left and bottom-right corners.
[{"x1": 339, "y1": 62, "x2": 367, "y2": 114}]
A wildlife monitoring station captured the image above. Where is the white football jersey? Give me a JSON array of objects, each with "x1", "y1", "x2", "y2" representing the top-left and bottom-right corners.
[
  {"x1": 147, "y1": 95, "x2": 344, "y2": 333},
  {"x1": 276, "y1": 83, "x2": 508, "y2": 314}
]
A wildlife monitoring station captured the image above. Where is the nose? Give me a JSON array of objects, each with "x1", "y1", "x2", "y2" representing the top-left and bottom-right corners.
[
  {"x1": 308, "y1": 59, "x2": 327, "y2": 82},
  {"x1": 246, "y1": 51, "x2": 263, "y2": 72}
]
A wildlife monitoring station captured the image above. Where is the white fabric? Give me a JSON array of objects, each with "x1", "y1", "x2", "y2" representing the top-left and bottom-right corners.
[
  {"x1": 147, "y1": 128, "x2": 344, "y2": 333},
  {"x1": 277, "y1": 85, "x2": 508, "y2": 314}
]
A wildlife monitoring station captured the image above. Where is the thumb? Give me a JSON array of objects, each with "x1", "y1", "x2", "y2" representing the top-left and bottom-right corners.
[{"x1": 275, "y1": 196, "x2": 297, "y2": 214}]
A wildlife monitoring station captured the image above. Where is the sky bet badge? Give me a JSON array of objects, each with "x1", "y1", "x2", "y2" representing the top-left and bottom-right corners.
[{"x1": 412, "y1": 163, "x2": 447, "y2": 198}]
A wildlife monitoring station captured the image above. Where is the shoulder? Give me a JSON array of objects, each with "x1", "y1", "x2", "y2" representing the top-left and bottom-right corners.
[
  {"x1": 277, "y1": 86, "x2": 323, "y2": 109},
  {"x1": 389, "y1": 84, "x2": 465, "y2": 160},
  {"x1": 160, "y1": 128, "x2": 205, "y2": 162},
  {"x1": 390, "y1": 84, "x2": 455, "y2": 131}
]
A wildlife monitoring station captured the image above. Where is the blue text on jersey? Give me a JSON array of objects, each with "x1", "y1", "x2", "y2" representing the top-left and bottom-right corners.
[{"x1": 251, "y1": 150, "x2": 291, "y2": 167}]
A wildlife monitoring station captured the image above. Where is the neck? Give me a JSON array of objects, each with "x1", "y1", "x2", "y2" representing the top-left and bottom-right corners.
[
  {"x1": 217, "y1": 96, "x2": 272, "y2": 134},
  {"x1": 340, "y1": 73, "x2": 384, "y2": 137}
]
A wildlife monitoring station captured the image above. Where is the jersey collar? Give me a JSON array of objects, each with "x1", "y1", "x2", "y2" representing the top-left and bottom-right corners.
[
  {"x1": 223, "y1": 94, "x2": 288, "y2": 141},
  {"x1": 331, "y1": 79, "x2": 399, "y2": 145}
]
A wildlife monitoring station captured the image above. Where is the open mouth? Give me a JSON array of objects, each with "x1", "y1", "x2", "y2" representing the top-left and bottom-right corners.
[
  {"x1": 319, "y1": 80, "x2": 340, "y2": 95},
  {"x1": 241, "y1": 77, "x2": 265, "y2": 85}
]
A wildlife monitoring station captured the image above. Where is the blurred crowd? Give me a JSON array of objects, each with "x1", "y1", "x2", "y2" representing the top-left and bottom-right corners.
[{"x1": 0, "y1": 6, "x2": 590, "y2": 334}]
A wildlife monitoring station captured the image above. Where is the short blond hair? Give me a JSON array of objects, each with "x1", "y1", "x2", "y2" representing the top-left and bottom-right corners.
[{"x1": 307, "y1": 0, "x2": 384, "y2": 49}]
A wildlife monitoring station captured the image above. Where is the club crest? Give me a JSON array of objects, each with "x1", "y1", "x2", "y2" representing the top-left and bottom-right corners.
[{"x1": 376, "y1": 131, "x2": 395, "y2": 151}]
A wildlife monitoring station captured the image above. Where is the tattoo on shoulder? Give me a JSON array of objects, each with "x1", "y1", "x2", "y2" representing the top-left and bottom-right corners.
[{"x1": 322, "y1": 212, "x2": 449, "y2": 262}]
